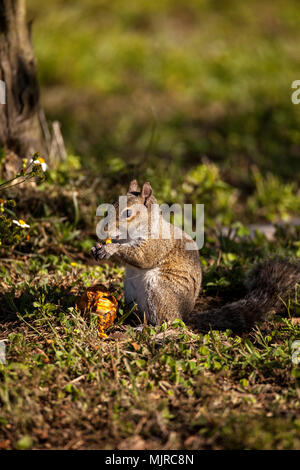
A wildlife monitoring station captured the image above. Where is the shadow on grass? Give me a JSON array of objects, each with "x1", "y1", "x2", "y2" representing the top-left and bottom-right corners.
[{"x1": 0, "y1": 283, "x2": 78, "y2": 330}]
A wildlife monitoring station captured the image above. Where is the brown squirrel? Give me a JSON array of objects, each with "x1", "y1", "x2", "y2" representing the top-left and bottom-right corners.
[{"x1": 91, "y1": 180, "x2": 300, "y2": 331}]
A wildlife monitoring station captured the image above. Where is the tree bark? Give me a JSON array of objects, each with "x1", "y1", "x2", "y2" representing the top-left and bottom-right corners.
[{"x1": 0, "y1": 0, "x2": 44, "y2": 175}]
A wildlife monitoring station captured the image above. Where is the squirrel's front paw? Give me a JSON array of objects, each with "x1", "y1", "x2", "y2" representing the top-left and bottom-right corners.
[{"x1": 91, "y1": 243, "x2": 107, "y2": 260}]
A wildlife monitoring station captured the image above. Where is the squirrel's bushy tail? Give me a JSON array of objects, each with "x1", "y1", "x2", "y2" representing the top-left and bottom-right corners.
[{"x1": 188, "y1": 259, "x2": 300, "y2": 332}]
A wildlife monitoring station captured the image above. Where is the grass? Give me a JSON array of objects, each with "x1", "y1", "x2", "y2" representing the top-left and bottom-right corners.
[
  {"x1": 0, "y1": 175, "x2": 299, "y2": 449},
  {"x1": 0, "y1": 0, "x2": 299, "y2": 450},
  {"x1": 27, "y1": 0, "x2": 300, "y2": 187}
]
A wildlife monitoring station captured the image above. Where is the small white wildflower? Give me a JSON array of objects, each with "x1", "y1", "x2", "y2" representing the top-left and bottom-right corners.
[
  {"x1": 30, "y1": 157, "x2": 47, "y2": 172},
  {"x1": 13, "y1": 219, "x2": 30, "y2": 228}
]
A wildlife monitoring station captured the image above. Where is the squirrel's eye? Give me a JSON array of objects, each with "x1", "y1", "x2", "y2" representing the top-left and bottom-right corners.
[{"x1": 122, "y1": 209, "x2": 132, "y2": 219}]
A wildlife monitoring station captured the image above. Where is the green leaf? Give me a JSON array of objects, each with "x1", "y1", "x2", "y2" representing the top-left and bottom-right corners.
[{"x1": 16, "y1": 435, "x2": 33, "y2": 450}]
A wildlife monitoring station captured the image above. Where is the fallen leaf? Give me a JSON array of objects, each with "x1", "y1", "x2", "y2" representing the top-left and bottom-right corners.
[
  {"x1": 131, "y1": 342, "x2": 139, "y2": 351},
  {"x1": 0, "y1": 440, "x2": 11, "y2": 450}
]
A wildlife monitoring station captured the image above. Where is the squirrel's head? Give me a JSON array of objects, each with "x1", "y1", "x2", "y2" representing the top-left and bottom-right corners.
[
  {"x1": 126, "y1": 180, "x2": 157, "y2": 207},
  {"x1": 102, "y1": 180, "x2": 158, "y2": 242}
]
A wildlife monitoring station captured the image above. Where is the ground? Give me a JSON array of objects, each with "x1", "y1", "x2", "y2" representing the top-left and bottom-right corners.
[
  {"x1": 0, "y1": 180, "x2": 299, "y2": 450},
  {"x1": 0, "y1": 0, "x2": 300, "y2": 450}
]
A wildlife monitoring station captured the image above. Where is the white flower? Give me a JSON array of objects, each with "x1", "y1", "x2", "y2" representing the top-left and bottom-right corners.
[
  {"x1": 13, "y1": 219, "x2": 30, "y2": 228},
  {"x1": 30, "y1": 157, "x2": 47, "y2": 172}
]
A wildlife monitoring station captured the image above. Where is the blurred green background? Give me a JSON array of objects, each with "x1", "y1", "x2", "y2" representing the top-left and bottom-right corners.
[{"x1": 27, "y1": 0, "x2": 300, "y2": 223}]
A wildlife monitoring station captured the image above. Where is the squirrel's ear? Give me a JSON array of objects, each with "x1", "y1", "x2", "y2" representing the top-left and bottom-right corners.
[
  {"x1": 128, "y1": 179, "x2": 139, "y2": 192},
  {"x1": 141, "y1": 182, "x2": 152, "y2": 206}
]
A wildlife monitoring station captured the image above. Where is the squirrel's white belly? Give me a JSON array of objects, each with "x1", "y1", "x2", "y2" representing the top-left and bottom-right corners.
[{"x1": 124, "y1": 264, "x2": 160, "y2": 318}]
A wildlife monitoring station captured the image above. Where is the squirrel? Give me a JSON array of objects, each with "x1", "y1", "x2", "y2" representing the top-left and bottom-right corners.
[{"x1": 91, "y1": 179, "x2": 300, "y2": 331}]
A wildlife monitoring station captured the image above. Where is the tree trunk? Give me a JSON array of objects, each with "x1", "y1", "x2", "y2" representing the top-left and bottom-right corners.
[{"x1": 0, "y1": 0, "x2": 44, "y2": 175}]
